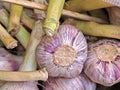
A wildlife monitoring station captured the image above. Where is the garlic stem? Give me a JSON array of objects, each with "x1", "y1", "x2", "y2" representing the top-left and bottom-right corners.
[
  {"x1": 0, "y1": 8, "x2": 30, "y2": 48},
  {"x1": 0, "y1": 21, "x2": 47, "y2": 88},
  {"x1": 64, "y1": 0, "x2": 114, "y2": 12},
  {"x1": 21, "y1": 11, "x2": 35, "y2": 30},
  {"x1": 3, "y1": 3, "x2": 36, "y2": 30},
  {"x1": 62, "y1": 10, "x2": 107, "y2": 23},
  {"x1": 8, "y1": 4, "x2": 23, "y2": 35},
  {"x1": 0, "y1": 68, "x2": 48, "y2": 81},
  {"x1": 15, "y1": 26, "x2": 30, "y2": 49},
  {"x1": 0, "y1": 24, "x2": 17, "y2": 49},
  {"x1": 0, "y1": 0, "x2": 47, "y2": 10},
  {"x1": 19, "y1": 20, "x2": 45, "y2": 71},
  {"x1": 43, "y1": 0, "x2": 65, "y2": 36},
  {"x1": 0, "y1": 9, "x2": 9, "y2": 27},
  {"x1": 18, "y1": 20, "x2": 47, "y2": 82},
  {"x1": 64, "y1": 19, "x2": 120, "y2": 39},
  {"x1": 0, "y1": 0, "x2": 106, "y2": 23}
]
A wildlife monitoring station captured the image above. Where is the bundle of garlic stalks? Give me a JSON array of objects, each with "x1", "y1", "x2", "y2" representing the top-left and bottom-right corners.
[{"x1": 0, "y1": 0, "x2": 120, "y2": 90}]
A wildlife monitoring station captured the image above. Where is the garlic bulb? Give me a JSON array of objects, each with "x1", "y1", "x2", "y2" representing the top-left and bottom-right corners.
[
  {"x1": 36, "y1": 25, "x2": 87, "y2": 78},
  {"x1": 43, "y1": 73, "x2": 96, "y2": 90},
  {"x1": 84, "y1": 39, "x2": 120, "y2": 86},
  {"x1": 0, "y1": 48, "x2": 23, "y2": 86},
  {"x1": 0, "y1": 81, "x2": 39, "y2": 90},
  {"x1": 0, "y1": 48, "x2": 22, "y2": 70}
]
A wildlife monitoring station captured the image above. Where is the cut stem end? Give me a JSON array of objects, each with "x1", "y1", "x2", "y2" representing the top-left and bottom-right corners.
[
  {"x1": 53, "y1": 45, "x2": 76, "y2": 66},
  {"x1": 95, "y1": 44, "x2": 119, "y2": 61}
]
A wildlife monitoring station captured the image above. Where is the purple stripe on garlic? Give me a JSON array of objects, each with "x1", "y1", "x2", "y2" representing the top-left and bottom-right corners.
[
  {"x1": 36, "y1": 25, "x2": 87, "y2": 78},
  {"x1": 84, "y1": 39, "x2": 120, "y2": 86},
  {"x1": 0, "y1": 48, "x2": 22, "y2": 71},
  {"x1": 0, "y1": 48, "x2": 23, "y2": 86},
  {"x1": 43, "y1": 73, "x2": 96, "y2": 90}
]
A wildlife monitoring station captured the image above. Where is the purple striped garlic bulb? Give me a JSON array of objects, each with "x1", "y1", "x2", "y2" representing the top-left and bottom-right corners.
[
  {"x1": 43, "y1": 73, "x2": 96, "y2": 90},
  {"x1": 84, "y1": 39, "x2": 120, "y2": 86},
  {"x1": 0, "y1": 48, "x2": 23, "y2": 86},
  {"x1": 36, "y1": 25, "x2": 87, "y2": 78},
  {"x1": 0, "y1": 48, "x2": 22, "y2": 71}
]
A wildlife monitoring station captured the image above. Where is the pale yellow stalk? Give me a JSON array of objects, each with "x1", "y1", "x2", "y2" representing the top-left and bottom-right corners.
[
  {"x1": 64, "y1": 0, "x2": 114, "y2": 12},
  {"x1": 64, "y1": 19, "x2": 120, "y2": 40},
  {"x1": 0, "y1": 24, "x2": 17, "y2": 49},
  {"x1": 19, "y1": 20, "x2": 45, "y2": 71},
  {"x1": 0, "y1": 8, "x2": 30, "y2": 48},
  {"x1": 0, "y1": 0, "x2": 47, "y2": 10},
  {"x1": 43, "y1": 0, "x2": 65, "y2": 36},
  {"x1": 0, "y1": 68, "x2": 48, "y2": 81},
  {"x1": 0, "y1": 0, "x2": 106, "y2": 23},
  {"x1": 0, "y1": 9, "x2": 9, "y2": 27},
  {"x1": 21, "y1": 11, "x2": 35, "y2": 30},
  {"x1": 8, "y1": 4, "x2": 23, "y2": 34}
]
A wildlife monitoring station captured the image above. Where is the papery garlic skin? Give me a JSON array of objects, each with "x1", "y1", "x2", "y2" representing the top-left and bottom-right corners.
[
  {"x1": 0, "y1": 81, "x2": 39, "y2": 90},
  {"x1": 36, "y1": 25, "x2": 87, "y2": 78},
  {"x1": 84, "y1": 39, "x2": 120, "y2": 86},
  {"x1": 43, "y1": 73, "x2": 96, "y2": 90},
  {"x1": 0, "y1": 48, "x2": 22, "y2": 71},
  {"x1": 0, "y1": 48, "x2": 23, "y2": 86}
]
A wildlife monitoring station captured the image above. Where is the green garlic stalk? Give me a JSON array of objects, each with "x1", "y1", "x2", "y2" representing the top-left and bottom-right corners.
[
  {"x1": 0, "y1": 8, "x2": 30, "y2": 48},
  {"x1": 21, "y1": 11, "x2": 35, "y2": 30},
  {"x1": 0, "y1": 21, "x2": 48, "y2": 83},
  {"x1": 0, "y1": 9, "x2": 9, "y2": 27},
  {"x1": 0, "y1": 24, "x2": 17, "y2": 49},
  {"x1": 43, "y1": 0, "x2": 65, "y2": 36},
  {"x1": 19, "y1": 20, "x2": 45, "y2": 71},
  {"x1": 2, "y1": 1, "x2": 106, "y2": 24},
  {"x1": 8, "y1": 4, "x2": 23, "y2": 34},
  {"x1": 64, "y1": 19, "x2": 120, "y2": 40},
  {"x1": 64, "y1": 0, "x2": 114, "y2": 12},
  {"x1": 3, "y1": 3, "x2": 36, "y2": 30}
]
